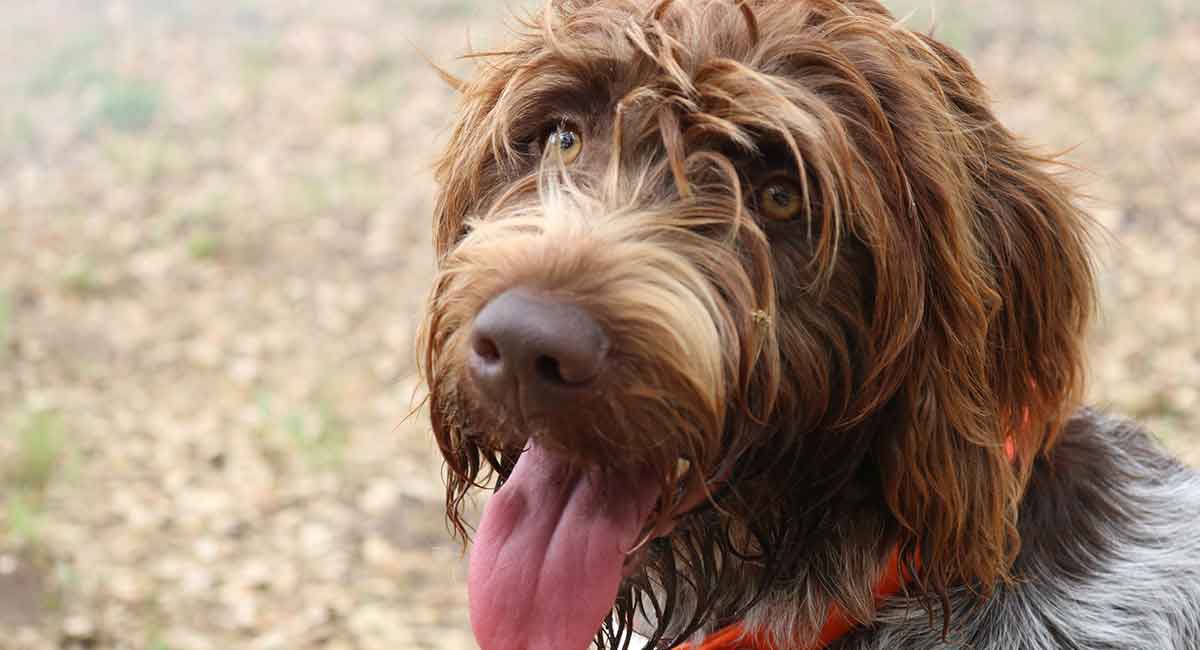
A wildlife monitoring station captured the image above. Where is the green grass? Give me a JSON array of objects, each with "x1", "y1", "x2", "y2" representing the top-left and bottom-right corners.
[
  {"x1": 174, "y1": 203, "x2": 227, "y2": 260},
  {"x1": 5, "y1": 494, "x2": 43, "y2": 545},
  {"x1": 28, "y1": 34, "x2": 163, "y2": 134},
  {"x1": 28, "y1": 34, "x2": 107, "y2": 96},
  {"x1": 2, "y1": 112, "x2": 40, "y2": 155},
  {"x1": 257, "y1": 394, "x2": 350, "y2": 467},
  {"x1": 8, "y1": 411, "x2": 65, "y2": 493},
  {"x1": 283, "y1": 400, "x2": 349, "y2": 466},
  {"x1": 3, "y1": 411, "x2": 65, "y2": 547},
  {"x1": 1078, "y1": 0, "x2": 1166, "y2": 89},
  {"x1": 97, "y1": 80, "x2": 162, "y2": 133},
  {"x1": 61, "y1": 256, "x2": 102, "y2": 296},
  {"x1": 187, "y1": 233, "x2": 222, "y2": 260}
]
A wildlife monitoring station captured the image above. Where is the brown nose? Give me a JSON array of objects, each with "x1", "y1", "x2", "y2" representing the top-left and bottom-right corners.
[{"x1": 468, "y1": 288, "x2": 609, "y2": 418}]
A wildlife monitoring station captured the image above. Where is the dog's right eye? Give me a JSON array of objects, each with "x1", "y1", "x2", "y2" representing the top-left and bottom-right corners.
[
  {"x1": 544, "y1": 125, "x2": 583, "y2": 164},
  {"x1": 759, "y1": 179, "x2": 804, "y2": 221}
]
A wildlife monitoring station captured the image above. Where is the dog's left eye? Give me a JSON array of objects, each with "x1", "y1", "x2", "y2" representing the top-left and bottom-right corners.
[
  {"x1": 545, "y1": 126, "x2": 583, "y2": 164},
  {"x1": 759, "y1": 179, "x2": 804, "y2": 221}
]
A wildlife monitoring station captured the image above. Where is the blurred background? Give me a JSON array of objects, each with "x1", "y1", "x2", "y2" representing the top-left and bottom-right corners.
[{"x1": 0, "y1": 1, "x2": 1196, "y2": 648}]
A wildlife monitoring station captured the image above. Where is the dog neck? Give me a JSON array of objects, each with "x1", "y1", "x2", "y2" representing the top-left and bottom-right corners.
[
  {"x1": 673, "y1": 436, "x2": 1018, "y2": 650},
  {"x1": 673, "y1": 544, "x2": 907, "y2": 650}
]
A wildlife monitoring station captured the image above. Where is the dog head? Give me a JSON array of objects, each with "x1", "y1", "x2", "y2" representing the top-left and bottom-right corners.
[{"x1": 419, "y1": 1, "x2": 1095, "y2": 647}]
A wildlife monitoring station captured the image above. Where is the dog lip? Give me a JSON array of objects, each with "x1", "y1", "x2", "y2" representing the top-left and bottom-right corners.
[
  {"x1": 622, "y1": 543, "x2": 651, "y2": 577},
  {"x1": 617, "y1": 458, "x2": 701, "y2": 574}
]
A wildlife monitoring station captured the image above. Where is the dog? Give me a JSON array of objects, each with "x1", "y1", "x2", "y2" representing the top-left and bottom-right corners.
[{"x1": 418, "y1": 1, "x2": 1200, "y2": 648}]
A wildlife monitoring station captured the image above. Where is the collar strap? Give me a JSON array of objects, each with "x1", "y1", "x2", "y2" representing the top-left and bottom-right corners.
[
  {"x1": 674, "y1": 436, "x2": 1018, "y2": 650},
  {"x1": 673, "y1": 545, "x2": 907, "y2": 650}
]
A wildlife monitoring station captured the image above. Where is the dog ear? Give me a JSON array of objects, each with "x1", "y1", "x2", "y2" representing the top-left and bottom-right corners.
[
  {"x1": 873, "y1": 35, "x2": 1095, "y2": 599},
  {"x1": 431, "y1": 59, "x2": 514, "y2": 259}
]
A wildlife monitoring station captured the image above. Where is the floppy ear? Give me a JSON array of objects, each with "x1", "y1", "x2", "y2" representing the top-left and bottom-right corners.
[
  {"x1": 430, "y1": 56, "x2": 516, "y2": 259},
  {"x1": 874, "y1": 35, "x2": 1095, "y2": 598}
]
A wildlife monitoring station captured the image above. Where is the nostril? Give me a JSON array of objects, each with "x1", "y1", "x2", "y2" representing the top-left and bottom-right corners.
[
  {"x1": 473, "y1": 335, "x2": 502, "y2": 363},
  {"x1": 535, "y1": 355, "x2": 567, "y2": 386},
  {"x1": 469, "y1": 288, "x2": 608, "y2": 411}
]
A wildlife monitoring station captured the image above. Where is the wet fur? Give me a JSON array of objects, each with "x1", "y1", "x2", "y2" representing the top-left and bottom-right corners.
[
  {"x1": 840, "y1": 411, "x2": 1200, "y2": 649},
  {"x1": 418, "y1": 1, "x2": 1200, "y2": 647}
]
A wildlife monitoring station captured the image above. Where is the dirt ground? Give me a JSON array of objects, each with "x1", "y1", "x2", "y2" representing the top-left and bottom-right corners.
[{"x1": 0, "y1": 1, "x2": 1197, "y2": 649}]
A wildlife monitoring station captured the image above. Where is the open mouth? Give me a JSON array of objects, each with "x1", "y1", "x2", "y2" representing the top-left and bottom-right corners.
[{"x1": 467, "y1": 442, "x2": 697, "y2": 650}]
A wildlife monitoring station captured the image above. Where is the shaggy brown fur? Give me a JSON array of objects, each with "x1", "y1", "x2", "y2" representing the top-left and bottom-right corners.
[{"x1": 419, "y1": 0, "x2": 1096, "y2": 647}]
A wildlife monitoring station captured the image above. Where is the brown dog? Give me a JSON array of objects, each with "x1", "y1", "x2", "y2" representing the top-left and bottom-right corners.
[{"x1": 419, "y1": 1, "x2": 1200, "y2": 649}]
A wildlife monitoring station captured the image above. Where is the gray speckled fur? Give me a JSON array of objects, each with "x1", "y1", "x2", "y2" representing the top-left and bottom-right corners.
[{"x1": 836, "y1": 410, "x2": 1200, "y2": 650}]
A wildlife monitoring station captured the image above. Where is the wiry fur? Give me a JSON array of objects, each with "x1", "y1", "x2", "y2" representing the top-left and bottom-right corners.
[
  {"x1": 840, "y1": 411, "x2": 1200, "y2": 650},
  {"x1": 417, "y1": 1, "x2": 1200, "y2": 648}
]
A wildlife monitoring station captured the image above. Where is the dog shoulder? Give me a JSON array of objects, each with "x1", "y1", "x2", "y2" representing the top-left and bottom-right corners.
[{"x1": 840, "y1": 409, "x2": 1200, "y2": 650}]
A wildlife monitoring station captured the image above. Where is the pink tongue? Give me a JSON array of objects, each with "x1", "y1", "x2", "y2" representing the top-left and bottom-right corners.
[{"x1": 468, "y1": 443, "x2": 661, "y2": 650}]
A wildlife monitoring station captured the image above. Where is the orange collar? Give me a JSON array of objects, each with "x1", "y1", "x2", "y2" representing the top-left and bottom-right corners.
[
  {"x1": 673, "y1": 545, "x2": 907, "y2": 650},
  {"x1": 674, "y1": 437, "x2": 1019, "y2": 650}
]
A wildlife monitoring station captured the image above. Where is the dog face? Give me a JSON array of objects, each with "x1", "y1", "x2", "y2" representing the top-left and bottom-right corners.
[{"x1": 419, "y1": 1, "x2": 1095, "y2": 647}]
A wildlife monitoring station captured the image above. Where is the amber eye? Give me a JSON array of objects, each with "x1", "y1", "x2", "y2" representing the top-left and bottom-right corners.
[
  {"x1": 759, "y1": 179, "x2": 804, "y2": 221},
  {"x1": 546, "y1": 126, "x2": 583, "y2": 164}
]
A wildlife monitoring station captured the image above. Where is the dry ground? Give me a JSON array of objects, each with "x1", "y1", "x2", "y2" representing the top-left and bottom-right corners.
[{"x1": 0, "y1": 1, "x2": 1197, "y2": 649}]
